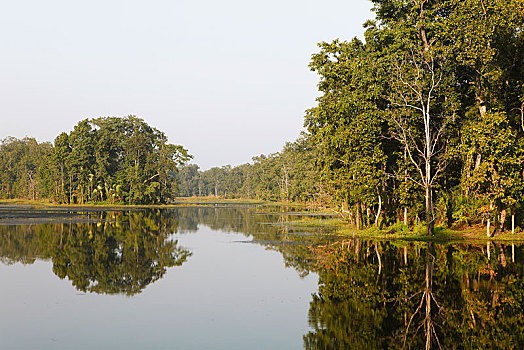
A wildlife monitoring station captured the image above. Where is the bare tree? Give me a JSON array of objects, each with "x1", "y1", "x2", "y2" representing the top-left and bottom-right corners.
[{"x1": 388, "y1": 45, "x2": 455, "y2": 236}]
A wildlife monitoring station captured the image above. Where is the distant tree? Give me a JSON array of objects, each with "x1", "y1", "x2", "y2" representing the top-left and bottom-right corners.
[
  {"x1": 0, "y1": 137, "x2": 52, "y2": 200},
  {"x1": 176, "y1": 164, "x2": 201, "y2": 197}
]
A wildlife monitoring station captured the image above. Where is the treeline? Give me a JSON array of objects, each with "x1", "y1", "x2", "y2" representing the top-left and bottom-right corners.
[
  {"x1": 177, "y1": 135, "x2": 324, "y2": 203},
  {"x1": 179, "y1": 0, "x2": 524, "y2": 236},
  {"x1": 0, "y1": 116, "x2": 191, "y2": 204}
]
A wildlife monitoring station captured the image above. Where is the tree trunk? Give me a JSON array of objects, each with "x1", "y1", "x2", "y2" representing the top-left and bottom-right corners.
[
  {"x1": 341, "y1": 201, "x2": 348, "y2": 214},
  {"x1": 28, "y1": 172, "x2": 35, "y2": 200},
  {"x1": 283, "y1": 166, "x2": 289, "y2": 202},
  {"x1": 417, "y1": 1, "x2": 430, "y2": 52},
  {"x1": 520, "y1": 102, "x2": 524, "y2": 132},
  {"x1": 60, "y1": 164, "x2": 65, "y2": 203},
  {"x1": 487, "y1": 202, "x2": 493, "y2": 237},
  {"x1": 404, "y1": 207, "x2": 408, "y2": 226},
  {"x1": 500, "y1": 209, "x2": 507, "y2": 233},
  {"x1": 425, "y1": 184, "x2": 433, "y2": 236},
  {"x1": 512, "y1": 214, "x2": 515, "y2": 234},
  {"x1": 375, "y1": 192, "x2": 382, "y2": 228},
  {"x1": 424, "y1": 96, "x2": 434, "y2": 236},
  {"x1": 69, "y1": 174, "x2": 72, "y2": 204},
  {"x1": 356, "y1": 202, "x2": 361, "y2": 231},
  {"x1": 476, "y1": 75, "x2": 487, "y2": 118}
]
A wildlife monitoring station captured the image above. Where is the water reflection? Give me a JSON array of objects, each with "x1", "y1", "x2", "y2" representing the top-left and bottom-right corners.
[
  {"x1": 171, "y1": 206, "x2": 334, "y2": 278},
  {"x1": 0, "y1": 210, "x2": 191, "y2": 295},
  {"x1": 3, "y1": 206, "x2": 523, "y2": 348},
  {"x1": 0, "y1": 206, "x2": 326, "y2": 295},
  {"x1": 305, "y1": 239, "x2": 524, "y2": 349}
]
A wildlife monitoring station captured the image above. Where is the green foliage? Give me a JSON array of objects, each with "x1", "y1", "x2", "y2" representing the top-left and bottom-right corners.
[
  {"x1": 460, "y1": 112, "x2": 524, "y2": 216},
  {"x1": 302, "y1": 0, "x2": 524, "y2": 233},
  {"x1": 2, "y1": 1, "x2": 524, "y2": 232},
  {"x1": 0, "y1": 137, "x2": 53, "y2": 200},
  {"x1": 176, "y1": 134, "x2": 323, "y2": 203},
  {"x1": 0, "y1": 116, "x2": 191, "y2": 205},
  {"x1": 306, "y1": 38, "x2": 389, "y2": 217}
]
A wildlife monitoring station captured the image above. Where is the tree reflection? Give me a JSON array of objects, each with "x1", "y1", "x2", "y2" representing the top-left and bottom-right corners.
[
  {"x1": 305, "y1": 239, "x2": 524, "y2": 349},
  {"x1": 4, "y1": 206, "x2": 523, "y2": 347},
  {"x1": 0, "y1": 210, "x2": 191, "y2": 295},
  {"x1": 0, "y1": 205, "x2": 326, "y2": 294}
]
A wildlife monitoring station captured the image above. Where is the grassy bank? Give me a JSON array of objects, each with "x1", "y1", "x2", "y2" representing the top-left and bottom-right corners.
[
  {"x1": 285, "y1": 214, "x2": 524, "y2": 243},
  {"x1": 0, "y1": 197, "x2": 276, "y2": 209},
  {"x1": 0, "y1": 197, "x2": 317, "y2": 209}
]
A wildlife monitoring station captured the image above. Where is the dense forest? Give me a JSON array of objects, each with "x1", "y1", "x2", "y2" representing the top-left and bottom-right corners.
[
  {"x1": 176, "y1": 0, "x2": 524, "y2": 236},
  {"x1": 0, "y1": 116, "x2": 191, "y2": 204}
]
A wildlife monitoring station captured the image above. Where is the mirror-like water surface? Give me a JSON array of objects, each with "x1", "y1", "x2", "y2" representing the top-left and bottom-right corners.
[{"x1": 1, "y1": 206, "x2": 523, "y2": 349}]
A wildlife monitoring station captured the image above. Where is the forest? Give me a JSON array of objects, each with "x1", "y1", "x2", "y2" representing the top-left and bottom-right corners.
[
  {"x1": 0, "y1": 116, "x2": 191, "y2": 205},
  {"x1": 176, "y1": 0, "x2": 524, "y2": 236},
  {"x1": 1, "y1": 0, "x2": 523, "y2": 236}
]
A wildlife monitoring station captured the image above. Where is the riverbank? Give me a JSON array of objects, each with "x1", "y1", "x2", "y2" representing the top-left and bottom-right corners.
[
  {"x1": 285, "y1": 215, "x2": 524, "y2": 243},
  {"x1": 2, "y1": 198, "x2": 522, "y2": 242},
  {"x1": 0, "y1": 197, "x2": 267, "y2": 209},
  {"x1": 0, "y1": 198, "x2": 298, "y2": 225}
]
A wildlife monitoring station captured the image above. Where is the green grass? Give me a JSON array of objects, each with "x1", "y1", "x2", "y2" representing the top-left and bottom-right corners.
[
  {"x1": 0, "y1": 197, "x2": 271, "y2": 209},
  {"x1": 332, "y1": 222, "x2": 524, "y2": 243},
  {"x1": 282, "y1": 214, "x2": 524, "y2": 243}
]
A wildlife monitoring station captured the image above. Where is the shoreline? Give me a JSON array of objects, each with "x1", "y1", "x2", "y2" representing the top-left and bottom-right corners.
[{"x1": 1, "y1": 198, "x2": 523, "y2": 243}]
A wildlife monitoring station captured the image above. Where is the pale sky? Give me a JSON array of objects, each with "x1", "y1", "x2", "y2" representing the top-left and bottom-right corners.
[{"x1": 0, "y1": 0, "x2": 374, "y2": 170}]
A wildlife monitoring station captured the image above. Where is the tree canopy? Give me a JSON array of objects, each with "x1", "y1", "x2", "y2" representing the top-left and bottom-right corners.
[{"x1": 0, "y1": 116, "x2": 191, "y2": 205}]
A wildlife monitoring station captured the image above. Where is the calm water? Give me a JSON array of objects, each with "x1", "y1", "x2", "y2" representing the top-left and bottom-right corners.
[{"x1": 1, "y1": 206, "x2": 523, "y2": 349}]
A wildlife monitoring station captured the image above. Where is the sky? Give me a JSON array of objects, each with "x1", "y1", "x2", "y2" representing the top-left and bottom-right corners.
[{"x1": 0, "y1": 0, "x2": 374, "y2": 170}]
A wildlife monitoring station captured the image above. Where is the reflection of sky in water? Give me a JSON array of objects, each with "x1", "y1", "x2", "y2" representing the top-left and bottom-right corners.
[{"x1": 0, "y1": 225, "x2": 318, "y2": 350}]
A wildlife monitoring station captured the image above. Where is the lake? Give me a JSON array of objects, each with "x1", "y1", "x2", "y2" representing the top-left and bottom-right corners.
[{"x1": 1, "y1": 206, "x2": 523, "y2": 349}]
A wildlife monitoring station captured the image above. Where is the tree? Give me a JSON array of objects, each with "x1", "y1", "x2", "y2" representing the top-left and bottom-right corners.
[
  {"x1": 306, "y1": 38, "x2": 390, "y2": 228},
  {"x1": 37, "y1": 116, "x2": 192, "y2": 205},
  {"x1": 461, "y1": 111, "x2": 524, "y2": 235},
  {"x1": 371, "y1": 0, "x2": 460, "y2": 236},
  {"x1": 0, "y1": 137, "x2": 53, "y2": 200}
]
